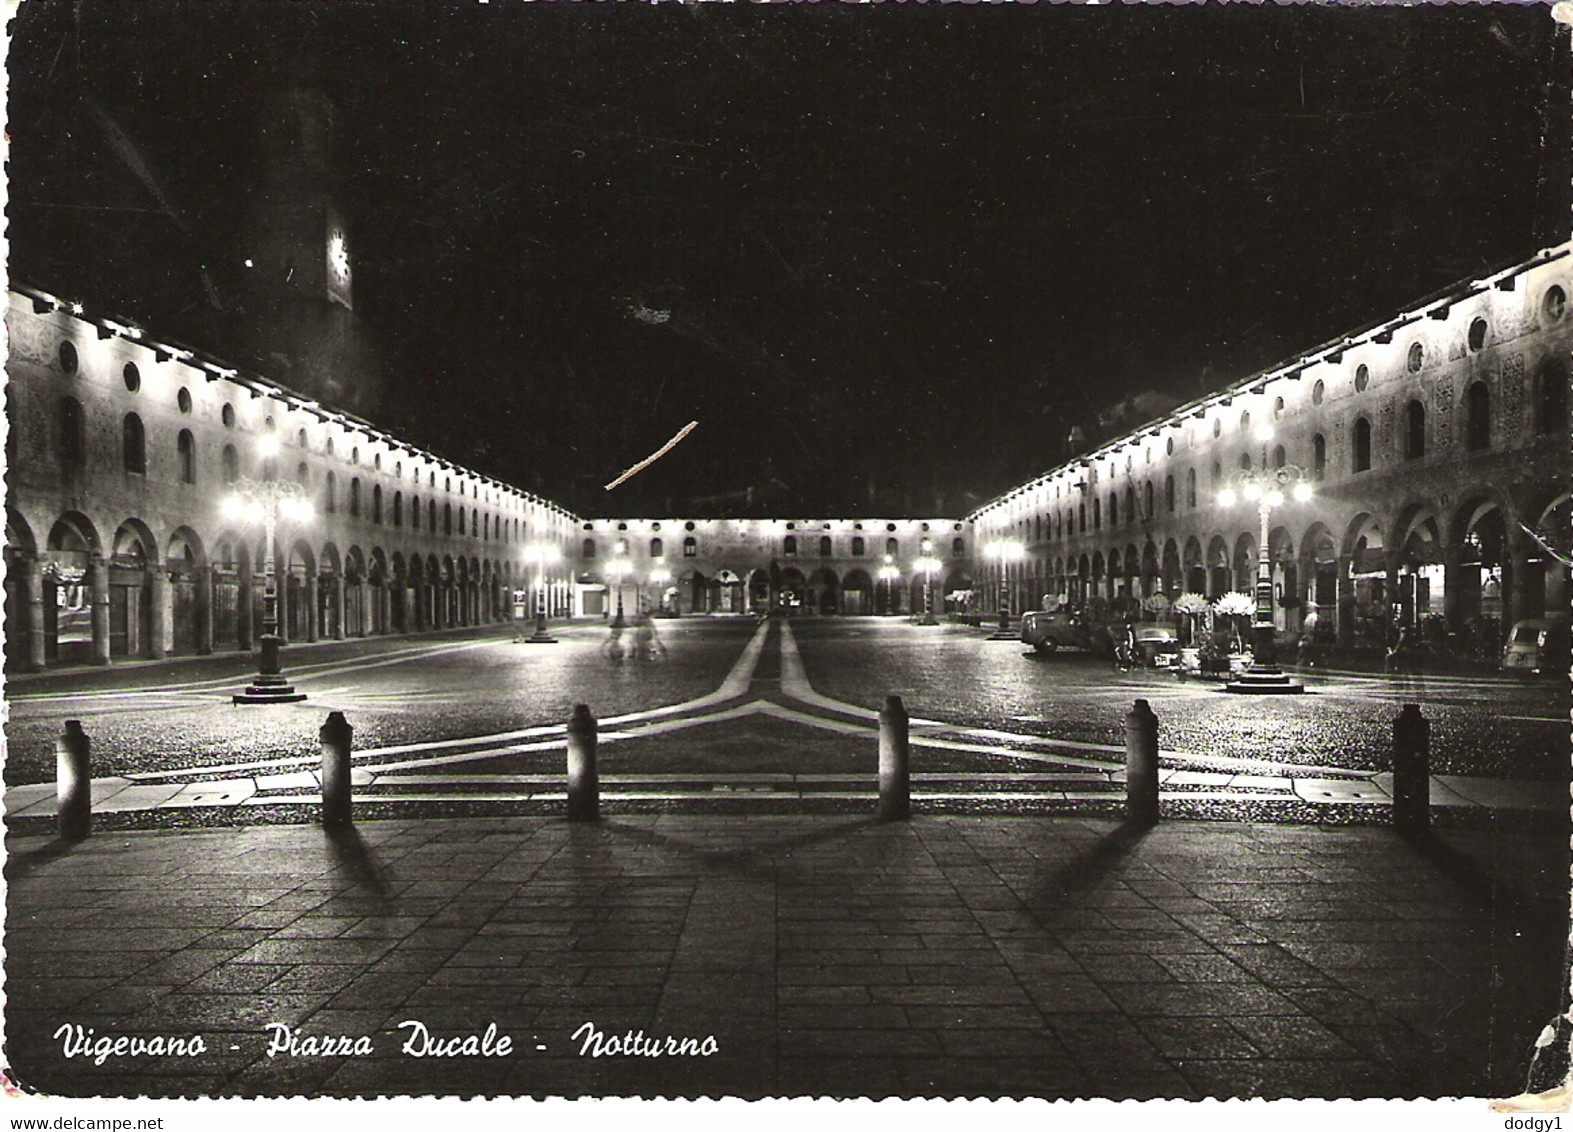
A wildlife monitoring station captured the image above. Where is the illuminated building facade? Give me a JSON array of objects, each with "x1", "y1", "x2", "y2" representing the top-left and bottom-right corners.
[
  {"x1": 3, "y1": 288, "x2": 579, "y2": 670},
  {"x1": 573, "y1": 517, "x2": 973, "y2": 618},
  {"x1": 971, "y1": 244, "x2": 1573, "y2": 651}
]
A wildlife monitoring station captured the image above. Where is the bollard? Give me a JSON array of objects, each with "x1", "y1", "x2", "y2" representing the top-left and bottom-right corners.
[
  {"x1": 56, "y1": 720, "x2": 92, "y2": 841},
  {"x1": 1124, "y1": 699, "x2": 1160, "y2": 825},
  {"x1": 1392, "y1": 703, "x2": 1430, "y2": 833},
  {"x1": 879, "y1": 695, "x2": 911, "y2": 821},
  {"x1": 567, "y1": 704, "x2": 600, "y2": 822},
  {"x1": 320, "y1": 711, "x2": 354, "y2": 828}
]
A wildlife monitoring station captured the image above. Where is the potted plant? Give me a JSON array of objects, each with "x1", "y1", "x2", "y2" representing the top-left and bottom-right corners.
[{"x1": 1213, "y1": 591, "x2": 1256, "y2": 655}]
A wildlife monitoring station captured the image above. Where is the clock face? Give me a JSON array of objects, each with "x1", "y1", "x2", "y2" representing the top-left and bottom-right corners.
[{"x1": 327, "y1": 228, "x2": 351, "y2": 285}]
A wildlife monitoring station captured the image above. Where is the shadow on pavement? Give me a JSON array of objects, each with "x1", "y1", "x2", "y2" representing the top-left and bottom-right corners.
[
  {"x1": 1028, "y1": 817, "x2": 1155, "y2": 905},
  {"x1": 3, "y1": 835, "x2": 85, "y2": 881},
  {"x1": 325, "y1": 822, "x2": 396, "y2": 899}
]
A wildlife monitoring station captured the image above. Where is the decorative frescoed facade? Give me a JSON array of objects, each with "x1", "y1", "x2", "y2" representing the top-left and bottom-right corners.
[
  {"x1": 970, "y1": 244, "x2": 1573, "y2": 652},
  {"x1": 3, "y1": 287, "x2": 580, "y2": 671}
]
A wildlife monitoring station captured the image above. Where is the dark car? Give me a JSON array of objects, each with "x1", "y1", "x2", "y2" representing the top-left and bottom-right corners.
[{"x1": 1020, "y1": 609, "x2": 1091, "y2": 653}]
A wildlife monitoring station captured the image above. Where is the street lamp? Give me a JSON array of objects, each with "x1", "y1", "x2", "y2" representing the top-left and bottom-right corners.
[
  {"x1": 649, "y1": 562, "x2": 671, "y2": 616},
  {"x1": 915, "y1": 539, "x2": 940, "y2": 626},
  {"x1": 1216, "y1": 424, "x2": 1313, "y2": 694},
  {"x1": 608, "y1": 548, "x2": 631, "y2": 629},
  {"x1": 523, "y1": 542, "x2": 561, "y2": 643},
  {"x1": 224, "y1": 436, "x2": 314, "y2": 703},
  {"x1": 986, "y1": 538, "x2": 1025, "y2": 639},
  {"x1": 878, "y1": 556, "x2": 900, "y2": 616}
]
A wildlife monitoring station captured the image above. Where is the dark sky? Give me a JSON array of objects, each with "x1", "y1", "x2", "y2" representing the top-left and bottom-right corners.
[{"x1": 9, "y1": 2, "x2": 1570, "y2": 518}]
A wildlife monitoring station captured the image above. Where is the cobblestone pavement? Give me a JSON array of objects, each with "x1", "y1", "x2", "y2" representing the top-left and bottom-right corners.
[
  {"x1": 4, "y1": 619, "x2": 1564, "y2": 825},
  {"x1": 4, "y1": 813, "x2": 1564, "y2": 1100}
]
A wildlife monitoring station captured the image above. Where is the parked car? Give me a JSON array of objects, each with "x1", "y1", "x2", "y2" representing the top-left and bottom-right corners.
[
  {"x1": 1133, "y1": 622, "x2": 1181, "y2": 668},
  {"x1": 1501, "y1": 615, "x2": 1570, "y2": 675},
  {"x1": 1020, "y1": 609, "x2": 1091, "y2": 653}
]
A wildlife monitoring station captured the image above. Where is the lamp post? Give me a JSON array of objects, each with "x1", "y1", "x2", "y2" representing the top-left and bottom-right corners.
[
  {"x1": 1216, "y1": 424, "x2": 1312, "y2": 694},
  {"x1": 524, "y1": 542, "x2": 561, "y2": 643},
  {"x1": 986, "y1": 538, "x2": 1025, "y2": 638},
  {"x1": 649, "y1": 562, "x2": 671, "y2": 616},
  {"x1": 224, "y1": 437, "x2": 313, "y2": 704},
  {"x1": 878, "y1": 557, "x2": 900, "y2": 616},
  {"x1": 608, "y1": 549, "x2": 630, "y2": 629},
  {"x1": 916, "y1": 540, "x2": 940, "y2": 626}
]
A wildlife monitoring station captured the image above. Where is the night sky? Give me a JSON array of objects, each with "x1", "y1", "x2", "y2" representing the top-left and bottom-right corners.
[{"x1": 8, "y1": 2, "x2": 1569, "y2": 518}]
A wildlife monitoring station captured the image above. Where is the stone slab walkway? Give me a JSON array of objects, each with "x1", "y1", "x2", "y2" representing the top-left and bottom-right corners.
[{"x1": 5, "y1": 814, "x2": 1565, "y2": 1100}]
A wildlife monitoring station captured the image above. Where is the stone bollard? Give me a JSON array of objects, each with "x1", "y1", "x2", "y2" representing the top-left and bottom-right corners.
[
  {"x1": 879, "y1": 695, "x2": 911, "y2": 821},
  {"x1": 56, "y1": 720, "x2": 92, "y2": 841},
  {"x1": 1124, "y1": 699, "x2": 1160, "y2": 825},
  {"x1": 320, "y1": 711, "x2": 354, "y2": 828},
  {"x1": 567, "y1": 704, "x2": 600, "y2": 822},
  {"x1": 1392, "y1": 703, "x2": 1430, "y2": 833}
]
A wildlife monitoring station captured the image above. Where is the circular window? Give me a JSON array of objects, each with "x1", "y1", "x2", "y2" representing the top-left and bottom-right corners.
[
  {"x1": 583, "y1": 522, "x2": 594, "y2": 531},
  {"x1": 122, "y1": 362, "x2": 141, "y2": 392},
  {"x1": 1273, "y1": 396, "x2": 1285, "y2": 419},
  {"x1": 685, "y1": 521, "x2": 696, "y2": 531},
  {"x1": 785, "y1": 522, "x2": 795, "y2": 530},
  {"x1": 221, "y1": 403, "x2": 236, "y2": 428},
  {"x1": 1407, "y1": 343, "x2": 1424, "y2": 373},
  {"x1": 1543, "y1": 285, "x2": 1566, "y2": 323},
  {"x1": 653, "y1": 522, "x2": 662, "y2": 532},
  {"x1": 1355, "y1": 364, "x2": 1370, "y2": 393},
  {"x1": 953, "y1": 522, "x2": 963, "y2": 532},
  {"x1": 176, "y1": 388, "x2": 192, "y2": 414},
  {"x1": 619, "y1": 522, "x2": 629, "y2": 531},
  {"x1": 1312, "y1": 379, "x2": 1325, "y2": 406},
  {"x1": 1468, "y1": 318, "x2": 1488, "y2": 352},
  {"x1": 886, "y1": 523, "x2": 897, "y2": 532},
  {"x1": 58, "y1": 341, "x2": 78, "y2": 374}
]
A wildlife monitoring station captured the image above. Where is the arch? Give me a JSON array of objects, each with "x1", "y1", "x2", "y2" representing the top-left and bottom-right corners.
[
  {"x1": 1232, "y1": 532, "x2": 1257, "y2": 594},
  {"x1": 1352, "y1": 416, "x2": 1372, "y2": 473},
  {"x1": 842, "y1": 568, "x2": 874, "y2": 615},
  {"x1": 809, "y1": 567, "x2": 840, "y2": 615},
  {"x1": 1161, "y1": 538, "x2": 1181, "y2": 594},
  {"x1": 166, "y1": 525, "x2": 207, "y2": 568},
  {"x1": 1205, "y1": 535, "x2": 1231, "y2": 598},
  {"x1": 121, "y1": 412, "x2": 147, "y2": 474},
  {"x1": 177, "y1": 429, "x2": 197, "y2": 484},
  {"x1": 1403, "y1": 399, "x2": 1426, "y2": 460}
]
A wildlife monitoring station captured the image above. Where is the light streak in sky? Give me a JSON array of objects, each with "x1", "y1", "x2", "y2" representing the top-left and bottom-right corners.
[{"x1": 604, "y1": 421, "x2": 699, "y2": 491}]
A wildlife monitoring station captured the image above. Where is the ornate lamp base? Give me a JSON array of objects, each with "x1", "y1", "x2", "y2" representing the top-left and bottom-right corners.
[
  {"x1": 1223, "y1": 665, "x2": 1306, "y2": 695},
  {"x1": 232, "y1": 673, "x2": 309, "y2": 704}
]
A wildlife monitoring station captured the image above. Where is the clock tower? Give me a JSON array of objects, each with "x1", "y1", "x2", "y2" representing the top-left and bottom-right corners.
[{"x1": 237, "y1": 85, "x2": 380, "y2": 417}]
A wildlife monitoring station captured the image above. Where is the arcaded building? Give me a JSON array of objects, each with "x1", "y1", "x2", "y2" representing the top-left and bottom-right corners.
[
  {"x1": 573, "y1": 516, "x2": 973, "y2": 618},
  {"x1": 970, "y1": 243, "x2": 1572, "y2": 651},
  {"x1": 3, "y1": 287, "x2": 580, "y2": 671}
]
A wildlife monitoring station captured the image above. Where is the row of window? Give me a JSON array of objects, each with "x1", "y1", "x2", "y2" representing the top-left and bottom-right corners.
[
  {"x1": 1006, "y1": 375, "x2": 1565, "y2": 545},
  {"x1": 581, "y1": 535, "x2": 970, "y2": 560},
  {"x1": 54, "y1": 398, "x2": 534, "y2": 545}
]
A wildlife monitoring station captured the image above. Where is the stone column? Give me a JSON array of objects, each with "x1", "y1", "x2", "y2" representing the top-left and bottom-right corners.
[
  {"x1": 197, "y1": 565, "x2": 214, "y2": 655},
  {"x1": 89, "y1": 555, "x2": 111, "y2": 666},
  {"x1": 152, "y1": 569, "x2": 174, "y2": 658},
  {"x1": 1507, "y1": 527, "x2": 1534, "y2": 625},
  {"x1": 359, "y1": 580, "x2": 372, "y2": 637},
  {"x1": 238, "y1": 569, "x2": 254, "y2": 652},
  {"x1": 1441, "y1": 545, "x2": 1464, "y2": 630},
  {"x1": 1335, "y1": 553, "x2": 1356, "y2": 647},
  {"x1": 305, "y1": 572, "x2": 319, "y2": 643},
  {"x1": 25, "y1": 556, "x2": 46, "y2": 672},
  {"x1": 332, "y1": 574, "x2": 346, "y2": 639}
]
